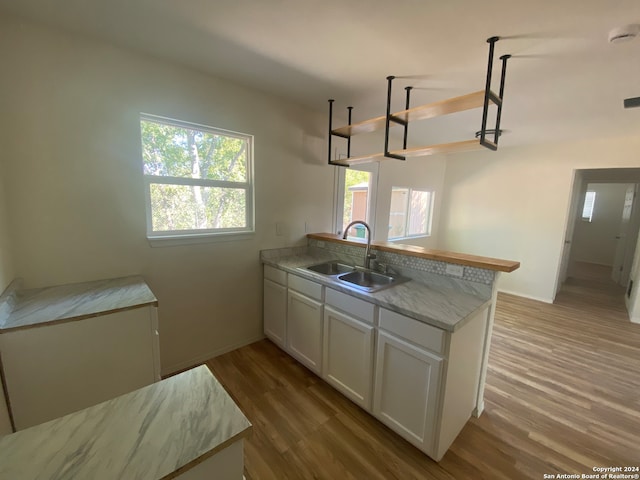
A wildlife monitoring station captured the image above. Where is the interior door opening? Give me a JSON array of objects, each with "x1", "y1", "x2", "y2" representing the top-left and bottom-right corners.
[{"x1": 555, "y1": 168, "x2": 640, "y2": 320}]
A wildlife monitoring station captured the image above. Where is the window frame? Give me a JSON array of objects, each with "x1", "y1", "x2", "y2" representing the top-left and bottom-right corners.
[
  {"x1": 387, "y1": 187, "x2": 434, "y2": 241},
  {"x1": 140, "y1": 113, "x2": 255, "y2": 245},
  {"x1": 333, "y1": 162, "x2": 379, "y2": 237},
  {"x1": 581, "y1": 190, "x2": 596, "y2": 223}
]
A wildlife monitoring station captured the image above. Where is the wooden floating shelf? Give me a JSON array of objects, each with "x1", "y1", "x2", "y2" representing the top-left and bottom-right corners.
[
  {"x1": 332, "y1": 115, "x2": 387, "y2": 137},
  {"x1": 327, "y1": 38, "x2": 511, "y2": 166},
  {"x1": 331, "y1": 153, "x2": 386, "y2": 166},
  {"x1": 331, "y1": 90, "x2": 499, "y2": 138},
  {"x1": 392, "y1": 90, "x2": 498, "y2": 123},
  {"x1": 392, "y1": 138, "x2": 486, "y2": 157},
  {"x1": 333, "y1": 138, "x2": 497, "y2": 166}
]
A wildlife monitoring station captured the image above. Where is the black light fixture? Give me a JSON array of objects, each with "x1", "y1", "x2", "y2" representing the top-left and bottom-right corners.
[{"x1": 475, "y1": 128, "x2": 503, "y2": 139}]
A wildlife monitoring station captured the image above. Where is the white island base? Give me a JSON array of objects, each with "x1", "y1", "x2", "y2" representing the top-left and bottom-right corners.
[{"x1": 0, "y1": 365, "x2": 251, "y2": 480}]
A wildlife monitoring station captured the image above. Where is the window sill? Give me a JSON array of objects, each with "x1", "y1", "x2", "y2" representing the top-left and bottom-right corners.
[
  {"x1": 147, "y1": 231, "x2": 254, "y2": 247},
  {"x1": 388, "y1": 235, "x2": 430, "y2": 242}
]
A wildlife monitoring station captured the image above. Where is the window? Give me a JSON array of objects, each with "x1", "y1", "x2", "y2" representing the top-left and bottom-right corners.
[
  {"x1": 140, "y1": 114, "x2": 254, "y2": 241},
  {"x1": 582, "y1": 190, "x2": 596, "y2": 222},
  {"x1": 334, "y1": 163, "x2": 378, "y2": 238},
  {"x1": 388, "y1": 188, "x2": 433, "y2": 240}
]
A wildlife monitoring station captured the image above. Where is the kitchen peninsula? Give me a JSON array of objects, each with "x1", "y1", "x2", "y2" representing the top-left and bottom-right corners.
[{"x1": 261, "y1": 233, "x2": 519, "y2": 461}]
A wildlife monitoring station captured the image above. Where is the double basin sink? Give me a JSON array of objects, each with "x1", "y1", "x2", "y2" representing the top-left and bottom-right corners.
[{"x1": 304, "y1": 261, "x2": 409, "y2": 293}]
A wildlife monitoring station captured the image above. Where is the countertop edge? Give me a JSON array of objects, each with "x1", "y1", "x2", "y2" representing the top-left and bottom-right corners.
[
  {"x1": 307, "y1": 233, "x2": 520, "y2": 273},
  {"x1": 0, "y1": 275, "x2": 158, "y2": 333},
  {"x1": 262, "y1": 256, "x2": 489, "y2": 333},
  {"x1": 0, "y1": 301, "x2": 159, "y2": 334}
]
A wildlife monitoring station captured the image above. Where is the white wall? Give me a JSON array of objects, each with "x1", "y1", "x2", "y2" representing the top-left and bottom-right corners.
[
  {"x1": 373, "y1": 156, "x2": 447, "y2": 249},
  {"x1": 439, "y1": 134, "x2": 640, "y2": 303},
  {"x1": 0, "y1": 16, "x2": 334, "y2": 373},
  {"x1": 571, "y1": 183, "x2": 629, "y2": 266}
]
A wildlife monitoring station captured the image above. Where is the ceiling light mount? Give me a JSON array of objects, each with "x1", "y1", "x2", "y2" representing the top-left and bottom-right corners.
[{"x1": 608, "y1": 24, "x2": 640, "y2": 44}]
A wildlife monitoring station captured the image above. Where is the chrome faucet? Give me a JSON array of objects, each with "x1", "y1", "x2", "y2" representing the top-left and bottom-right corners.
[{"x1": 343, "y1": 220, "x2": 376, "y2": 269}]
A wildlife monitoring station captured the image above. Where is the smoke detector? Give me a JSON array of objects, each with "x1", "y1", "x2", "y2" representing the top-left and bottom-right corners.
[{"x1": 608, "y1": 24, "x2": 640, "y2": 44}]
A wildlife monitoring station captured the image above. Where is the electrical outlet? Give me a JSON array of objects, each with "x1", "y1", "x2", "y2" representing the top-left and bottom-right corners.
[
  {"x1": 276, "y1": 222, "x2": 285, "y2": 236},
  {"x1": 445, "y1": 264, "x2": 464, "y2": 278}
]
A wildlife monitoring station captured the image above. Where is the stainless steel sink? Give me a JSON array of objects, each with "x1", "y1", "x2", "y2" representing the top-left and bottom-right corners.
[
  {"x1": 306, "y1": 261, "x2": 355, "y2": 276},
  {"x1": 337, "y1": 270, "x2": 409, "y2": 293}
]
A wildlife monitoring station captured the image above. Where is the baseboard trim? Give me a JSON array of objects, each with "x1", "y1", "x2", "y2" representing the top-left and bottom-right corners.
[
  {"x1": 497, "y1": 289, "x2": 553, "y2": 304},
  {"x1": 473, "y1": 401, "x2": 485, "y2": 418},
  {"x1": 162, "y1": 334, "x2": 265, "y2": 377}
]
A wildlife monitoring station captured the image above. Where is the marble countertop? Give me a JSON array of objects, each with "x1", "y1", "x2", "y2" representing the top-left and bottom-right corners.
[
  {"x1": 0, "y1": 276, "x2": 158, "y2": 333},
  {"x1": 261, "y1": 249, "x2": 491, "y2": 332},
  {"x1": 0, "y1": 365, "x2": 252, "y2": 479}
]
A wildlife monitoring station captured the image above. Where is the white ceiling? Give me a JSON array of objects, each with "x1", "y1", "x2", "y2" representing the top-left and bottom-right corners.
[{"x1": 1, "y1": 0, "x2": 640, "y2": 149}]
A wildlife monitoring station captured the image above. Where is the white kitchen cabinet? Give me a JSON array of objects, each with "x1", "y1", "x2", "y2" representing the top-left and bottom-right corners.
[
  {"x1": 0, "y1": 306, "x2": 160, "y2": 430},
  {"x1": 287, "y1": 288, "x2": 323, "y2": 375},
  {"x1": 261, "y1": 263, "x2": 490, "y2": 461},
  {"x1": 263, "y1": 272, "x2": 287, "y2": 348},
  {"x1": 373, "y1": 329, "x2": 443, "y2": 457},
  {"x1": 323, "y1": 305, "x2": 374, "y2": 409},
  {"x1": 286, "y1": 273, "x2": 324, "y2": 375}
]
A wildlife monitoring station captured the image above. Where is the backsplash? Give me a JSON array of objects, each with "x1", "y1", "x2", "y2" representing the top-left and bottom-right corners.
[{"x1": 308, "y1": 238, "x2": 495, "y2": 286}]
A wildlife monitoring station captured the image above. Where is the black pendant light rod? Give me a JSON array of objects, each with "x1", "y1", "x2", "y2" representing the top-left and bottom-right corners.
[
  {"x1": 479, "y1": 36, "x2": 499, "y2": 150},
  {"x1": 403, "y1": 86, "x2": 413, "y2": 149},
  {"x1": 493, "y1": 54, "x2": 511, "y2": 145},
  {"x1": 347, "y1": 106, "x2": 353, "y2": 158},
  {"x1": 384, "y1": 76, "x2": 407, "y2": 160},
  {"x1": 328, "y1": 99, "x2": 334, "y2": 164}
]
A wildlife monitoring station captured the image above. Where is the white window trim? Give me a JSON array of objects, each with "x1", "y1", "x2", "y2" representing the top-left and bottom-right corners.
[
  {"x1": 334, "y1": 162, "x2": 379, "y2": 237},
  {"x1": 388, "y1": 187, "x2": 434, "y2": 241},
  {"x1": 140, "y1": 113, "x2": 255, "y2": 246},
  {"x1": 581, "y1": 190, "x2": 596, "y2": 223}
]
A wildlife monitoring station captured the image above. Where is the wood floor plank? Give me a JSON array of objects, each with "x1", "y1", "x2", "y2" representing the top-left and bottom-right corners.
[{"x1": 206, "y1": 262, "x2": 640, "y2": 478}]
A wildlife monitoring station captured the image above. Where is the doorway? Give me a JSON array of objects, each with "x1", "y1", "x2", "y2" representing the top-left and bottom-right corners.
[{"x1": 556, "y1": 168, "x2": 640, "y2": 315}]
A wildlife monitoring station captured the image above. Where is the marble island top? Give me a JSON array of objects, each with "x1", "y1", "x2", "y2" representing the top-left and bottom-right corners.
[
  {"x1": 0, "y1": 276, "x2": 158, "y2": 333},
  {"x1": 262, "y1": 249, "x2": 492, "y2": 332},
  {"x1": 0, "y1": 365, "x2": 252, "y2": 480}
]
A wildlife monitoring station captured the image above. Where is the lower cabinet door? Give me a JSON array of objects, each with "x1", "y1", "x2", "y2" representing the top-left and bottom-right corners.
[
  {"x1": 322, "y1": 306, "x2": 374, "y2": 410},
  {"x1": 287, "y1": 290, "x2": 323, "y2": 374},
  {"x1": 263, "y1": 279, "x2": 287, "y2": 348},
  {"x1": 373, "y1": 330, "x2": 443, "y2": 455}
]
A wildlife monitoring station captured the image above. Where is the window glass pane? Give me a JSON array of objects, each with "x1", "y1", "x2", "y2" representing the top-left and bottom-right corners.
[
  {"x1": 150, "y1": 184, "x2": 246, "y2": 232},
  {"x1": 388, "y1": 188, "x2": 409, "y2": 239},
  {"x1": 408, "y1": 190, "x2": 431, "y2": 236},
  {"x1": 582, "y1": 191, "x2": 596, "y2": 222},
  {"x1": 141, "y1": 120, "x2": 247, "y2": 182},
  {"x1": 343, "y1": 169, "x2": 370, "y2": 237}
]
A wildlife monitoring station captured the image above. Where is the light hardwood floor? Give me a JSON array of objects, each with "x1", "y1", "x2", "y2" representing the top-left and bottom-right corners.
[{"x1": 207, "y1": 267, "x2": 640, "y2": 479}]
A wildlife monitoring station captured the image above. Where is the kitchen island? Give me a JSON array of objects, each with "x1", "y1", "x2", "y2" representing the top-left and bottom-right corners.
[
  {"x1": 0, "y1": 276, "x2": 161, "y2": 430},
  {"x1": 0, "y1": 365, "x2": 252, "y2": 479}
]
